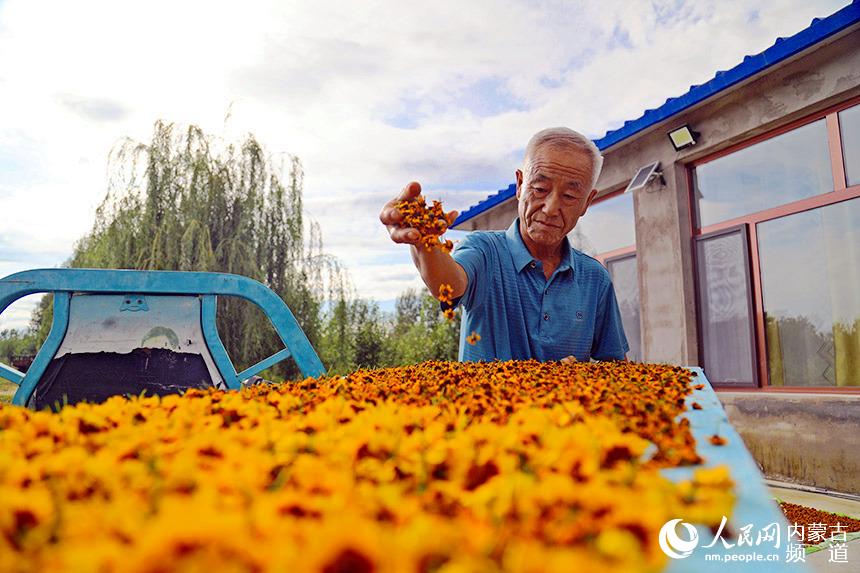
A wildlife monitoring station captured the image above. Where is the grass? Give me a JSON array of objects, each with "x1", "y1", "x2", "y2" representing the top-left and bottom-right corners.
[{"x1": 0, "y1": 379, "x2": 16, "y2": 404}]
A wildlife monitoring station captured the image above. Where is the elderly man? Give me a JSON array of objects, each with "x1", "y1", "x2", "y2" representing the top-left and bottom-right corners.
[{"x1": 380, "y1": 127, "x2": 628, "y2": 362}]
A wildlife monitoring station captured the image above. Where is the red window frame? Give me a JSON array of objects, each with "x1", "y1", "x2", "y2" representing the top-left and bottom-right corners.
[{"x1": 688, "y1": 94, "x2": 860, "y2": 394}]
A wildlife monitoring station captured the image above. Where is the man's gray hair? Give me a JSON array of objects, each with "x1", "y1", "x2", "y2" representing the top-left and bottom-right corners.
[{"x1": 523, "y1": 127, "x2": 604, "y2": 190}]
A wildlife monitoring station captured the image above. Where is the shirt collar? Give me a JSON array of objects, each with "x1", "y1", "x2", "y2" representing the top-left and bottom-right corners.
[{"x1": 505, "y1": 218, "x2": 574, "y2": 274}]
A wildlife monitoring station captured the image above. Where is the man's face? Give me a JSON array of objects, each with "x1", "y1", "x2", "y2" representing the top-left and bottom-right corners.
[{"x1": 516, "y1": 143, "x2": 598, "y2": 249}]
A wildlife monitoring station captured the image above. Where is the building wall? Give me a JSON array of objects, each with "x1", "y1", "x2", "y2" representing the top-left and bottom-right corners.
[
  {"x1": 596, "y1": 25, "x2": 860, "y2": 366},
  {"x1": 595, "y1": 27, "x2": 860, "y2": 494},
  {"x1": 719, "y1": 393, "x2": 860, "y2": 495}
]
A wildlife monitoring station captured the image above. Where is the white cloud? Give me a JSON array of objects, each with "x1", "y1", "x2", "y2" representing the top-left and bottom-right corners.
[
  {"x1": 0, "y1": 0, "x2": 851, "y2": 332},
  {"x1": 0, "y1": 292, "x2": 41, "y2": 332}
]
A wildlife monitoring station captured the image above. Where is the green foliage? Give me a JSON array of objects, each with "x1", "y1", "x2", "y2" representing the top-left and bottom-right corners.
[
  {"x1": 316, "y1": 289, "x2": 460, "y2": 375},
  {"x1": 317, "y1": 299, "x2": 388, "y2": 375},
  {"x1": 381, "y1": 288, "x2": 460, "y2": 366},
  {"x1": 0, "y1": 380, "x2": 14, "y2": 404},
  {"x1": 29, "y1": 294, "x2": 53, "y2": 349},
  {"x1": 0, "y1": 328, "x2": 35, "y2": 402},
  {"x1": 0, "y1": 328, "x2": 37, "y2": 367}
]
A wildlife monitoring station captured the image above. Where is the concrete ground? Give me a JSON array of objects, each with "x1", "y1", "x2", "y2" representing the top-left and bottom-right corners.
[{"x1": 767, "y1": 480, "x2": 860, "y2": 573}]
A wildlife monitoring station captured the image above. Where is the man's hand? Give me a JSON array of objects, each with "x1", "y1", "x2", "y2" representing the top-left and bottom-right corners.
[
  {"x1": 379, "y1": 181, "x2": 458, "y2": 245},
  {"x1": 380, "y1": 181, "x2": 466, "y2": 300}
]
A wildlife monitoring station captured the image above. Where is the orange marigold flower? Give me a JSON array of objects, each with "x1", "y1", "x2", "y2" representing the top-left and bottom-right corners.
[
  {"x1": 437, "y1": 283, "x2": 454, "y2": 305},
  {"x1": 466, "y1": 331, "x2": 481, "y2": 345},
  {"x1": 709, "y1": 434, "x2": 728, "y2": 446}
]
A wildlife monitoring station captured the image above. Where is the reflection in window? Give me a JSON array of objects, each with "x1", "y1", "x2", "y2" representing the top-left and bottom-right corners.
[
  {"x1": 696, "y1": 229, "x2": 756, "y2": 385},
  {"x1": 605, "y1": 255, "x2": 641, "y2": 361},
  {"x1": 840, "y1": 104, "x2": 860, "y2": 187},
  {"x1": 757, "y1": 198, "x2": 860, "y2": 387},
  {"x1": 694, "y1": 120, "x2": 833, "y2": 228},
  {"x1": 570, "y1": 192, "x2": 635, "y2": 256}
]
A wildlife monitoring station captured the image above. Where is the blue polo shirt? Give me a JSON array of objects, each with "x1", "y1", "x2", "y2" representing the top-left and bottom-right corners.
[{"x1": 451, "y1": 218, "x2": 629, "y2": 362}]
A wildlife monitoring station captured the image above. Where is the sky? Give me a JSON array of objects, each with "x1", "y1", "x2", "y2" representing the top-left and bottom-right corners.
[{"x1": 0, "y1": 0, "x2": 851, "y2": 331}]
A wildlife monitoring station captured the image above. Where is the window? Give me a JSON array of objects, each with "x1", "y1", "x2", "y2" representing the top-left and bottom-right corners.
[
  {"x1": 571, "y1": 191, "x2": 635, "y2": 256},
  {"x1": 695, "y1": 227, "x2": 756, "y2": 386},
  {"x1": 757, "y1": 198, "x2": 860, "y2": 387},
  {"x1": 692, "y1": 99, "x2": 860, "y2": 389},
  {"x1": 839, "y1": 104, "x2": 860, "y2": 187},
  {"x1": 694, "y1": 119, "x2": 833, "y2": 227},
  {"x1": 605, "y1": 254, "x2": 642, "y2": 362},
  {"x1": 571, "y1": 191, "x2": 641, "y2": 361}
]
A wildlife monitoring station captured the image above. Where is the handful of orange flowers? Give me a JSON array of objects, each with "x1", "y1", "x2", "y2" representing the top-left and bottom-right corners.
[
  {"x1": 395, "y1": 194, "x2": 454, "y2": 253},
  {"x1": 0, "y1": 360, "x2": 733, "y2": 572}
]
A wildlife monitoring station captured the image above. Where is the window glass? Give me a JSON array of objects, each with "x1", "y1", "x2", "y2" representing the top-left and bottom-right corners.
[
  {"x1": 757, "y1": 198, "x2": 860, "y2": 387},
  {"x1": 694, "y1": 120, "x2": 833, "y2": 228},
  {"x1": 695, "y1": 229, "x2": 756, "y2": 385},
  {"x1": 570, "y1": 192, "x2": 635, "y2": 256},
  {"x1": 605, "y1": 255, "x2": 641, "y2": 361},
  {"x1": 839, "y1": 104, "x2": 860, "y2": 187}
]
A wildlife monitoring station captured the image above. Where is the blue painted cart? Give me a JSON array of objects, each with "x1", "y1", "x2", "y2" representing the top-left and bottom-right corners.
[
  {"x1": 664, "y1": 368, "x2": 811, "y2": 572},
  {"x1": 0, "y1": 269, "x2": 325, "y2": 408}
]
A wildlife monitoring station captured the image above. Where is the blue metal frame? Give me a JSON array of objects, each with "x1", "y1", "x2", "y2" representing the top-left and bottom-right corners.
[
  {"x1": 0, "y1": 269, "x2": 326, "y2": 404},
  {"x1": 237, "y1": 348, "x2": 292, "y2": 382},
  {"x1": 201, "y1": 294, "x2": 241, "y2": 390},
  {"x1": 0, "y1": 362, "x2": 24, "y2": 384}
]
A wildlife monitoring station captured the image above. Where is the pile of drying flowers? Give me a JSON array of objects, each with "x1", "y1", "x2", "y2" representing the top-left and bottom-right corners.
[
  {"x1": 0, "y1": 360, "x2": 733, "y2": 572},
  {"x1": 779, "y1": 502, "x2": 860, "y2": 544}
]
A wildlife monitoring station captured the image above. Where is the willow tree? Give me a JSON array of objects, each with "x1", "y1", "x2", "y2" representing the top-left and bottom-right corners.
[{"x1": 64, "y1": 120, "x2": 348, "y2": 378}]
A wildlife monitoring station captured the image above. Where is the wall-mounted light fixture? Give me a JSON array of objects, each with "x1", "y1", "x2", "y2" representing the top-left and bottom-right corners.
[
  {"x1": 667, "y1": 124, "x2": 699, "y2": 151},
  {"x1": 625, "y1": 161, "x2": 663, "y2": 193}
]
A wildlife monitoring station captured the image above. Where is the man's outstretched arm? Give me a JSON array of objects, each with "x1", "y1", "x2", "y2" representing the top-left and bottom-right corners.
[{"x1": 379, "y1": 181, "x2": 468, "y2": 300}]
